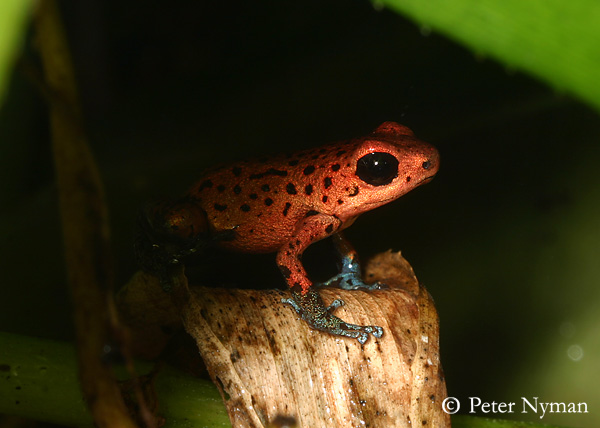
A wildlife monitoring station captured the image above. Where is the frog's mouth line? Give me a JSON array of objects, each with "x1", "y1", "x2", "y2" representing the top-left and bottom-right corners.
[
  {"x1": 363, "y1": 195, "x2": 397, "y2": 207},
  {"x1": 420, "y1": 174, "x2": 436, "y2": 184},
  {"x1": 362, "y1": 173, "x2": 437, "y2": 208}
]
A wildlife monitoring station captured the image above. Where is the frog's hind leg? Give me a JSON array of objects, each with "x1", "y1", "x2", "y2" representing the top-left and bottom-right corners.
[
  {"x1": 320, "y1": 232, "x2": 385, "y2": 291},
  {"x1": 135, "y1": 197, "x2": 211, "y2": 291}
]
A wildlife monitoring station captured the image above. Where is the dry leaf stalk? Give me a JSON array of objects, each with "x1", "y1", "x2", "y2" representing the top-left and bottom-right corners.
[{"x1": 177, "y1": 250, "x2": 449, "y2": 427}]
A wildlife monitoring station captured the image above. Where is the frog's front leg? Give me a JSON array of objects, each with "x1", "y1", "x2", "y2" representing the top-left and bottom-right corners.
[
  {"x1": 277, "y1": 213, "x2": 383, "y2": 343},
  {"x1": 320, "y1": 232, "x2": 385, "y2": 291}
]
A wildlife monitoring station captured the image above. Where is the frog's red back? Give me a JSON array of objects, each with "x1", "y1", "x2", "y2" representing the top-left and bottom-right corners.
[{"x1": 189, "y1": 122, "x2": 439, "y2": 253}]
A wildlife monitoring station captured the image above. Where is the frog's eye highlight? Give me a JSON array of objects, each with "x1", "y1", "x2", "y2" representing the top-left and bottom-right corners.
[{"x1": 356, "y1": 152, "x2": 399, "y2": 186}]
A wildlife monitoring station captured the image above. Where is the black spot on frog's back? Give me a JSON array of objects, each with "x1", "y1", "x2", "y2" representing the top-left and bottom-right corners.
[
  {"x1": 283, "y1": 202, "x2": 292, "y2": 216},
  {"x1": 303, "y1": 165, "x2": 316, "y2": 176},
  {"x1": 286, "y1": 183, "x2": 297, "y2": 195}
]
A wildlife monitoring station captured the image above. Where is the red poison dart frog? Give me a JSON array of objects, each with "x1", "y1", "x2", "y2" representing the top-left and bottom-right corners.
[{"x1": 136, "y1": 122, "x2": 439, "y2": 343}]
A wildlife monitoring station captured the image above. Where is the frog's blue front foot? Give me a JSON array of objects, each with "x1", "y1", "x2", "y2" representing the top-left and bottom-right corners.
[{"x1": 282, "y1": 289, "x2": 383, "y2": 344}]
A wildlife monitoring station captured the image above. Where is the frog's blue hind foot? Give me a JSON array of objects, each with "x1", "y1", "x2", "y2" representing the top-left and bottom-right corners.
[
  {"x1": 320, "y1": 270, "x2": 385, "y2": 291},
  {"x1": 322, "y1": 232, "x2": 386, "y2": 291},
  {"x1": 320, "y1": 251, "x2": 386, "y2": 291},
  {"x1": 282, "y1": 289, "x2": 383, "y2": 344}
]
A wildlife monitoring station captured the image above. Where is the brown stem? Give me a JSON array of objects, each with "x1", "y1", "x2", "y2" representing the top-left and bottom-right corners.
[{"x1": 33, "y1": 2, "x2": 155, "y2": 427}]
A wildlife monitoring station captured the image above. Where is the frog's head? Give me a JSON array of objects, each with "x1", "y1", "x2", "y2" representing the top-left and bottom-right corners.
[{"x1": 333, "y1": 122, "x2": 439, "y2": 217}]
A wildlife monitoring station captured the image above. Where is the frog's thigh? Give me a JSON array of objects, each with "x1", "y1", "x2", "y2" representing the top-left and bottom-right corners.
[{"x1": 276, "y1": 213, "x2": 341, "y2": 294}]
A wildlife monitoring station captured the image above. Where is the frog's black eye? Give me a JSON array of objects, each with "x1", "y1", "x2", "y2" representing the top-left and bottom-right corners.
[
  {"x1": 356, "y1": 152, "x2": 399, "y2": 186},
  {"x1": 422, "y1": 160, "x2": 431, "y2": 170}
]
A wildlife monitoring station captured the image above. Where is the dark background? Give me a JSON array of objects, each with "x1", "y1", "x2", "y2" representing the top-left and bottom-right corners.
[{"x1": 1, "y1": 1, "x2": 598, "y2": 426}]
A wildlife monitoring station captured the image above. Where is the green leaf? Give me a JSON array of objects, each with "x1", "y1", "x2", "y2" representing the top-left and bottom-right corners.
[
  {"x1": 0, "y1": 0, "x2": 33, "y2": 106},
  {"x1": 378, "y1": 0, "x2": 600, "y2": 112}
]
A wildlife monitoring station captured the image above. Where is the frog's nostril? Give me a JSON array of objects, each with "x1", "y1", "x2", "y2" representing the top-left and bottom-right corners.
[{"x1": 422, "y1": 160, "x2": 432, "y2": 170}]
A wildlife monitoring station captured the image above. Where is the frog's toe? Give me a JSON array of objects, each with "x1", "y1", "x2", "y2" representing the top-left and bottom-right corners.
[
  {"x1": 345, "y1": 280, "x2": 386, "y2": 291},
  {"x1": 326, "y1": 299, "x2": 345, "y2": 311},
  {"x1": 367, "y1": 281, "x2": 388, "y2": 290},
  {"x1": 365, "y1": 325, "x2": 384, "y2": 338}
]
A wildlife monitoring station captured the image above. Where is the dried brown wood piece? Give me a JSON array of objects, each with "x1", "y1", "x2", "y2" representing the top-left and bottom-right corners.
[{"x1": 181, "y1": 250, "x2": 449, "y2": 427}]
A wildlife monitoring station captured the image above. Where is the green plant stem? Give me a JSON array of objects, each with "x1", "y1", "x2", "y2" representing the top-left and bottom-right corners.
[
  {"x1": 453, "y1": 414, "x2": 566, "y2": 427},
  {"x1": 0, "y1": 332, "x2": 230, "y2": 428}
]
